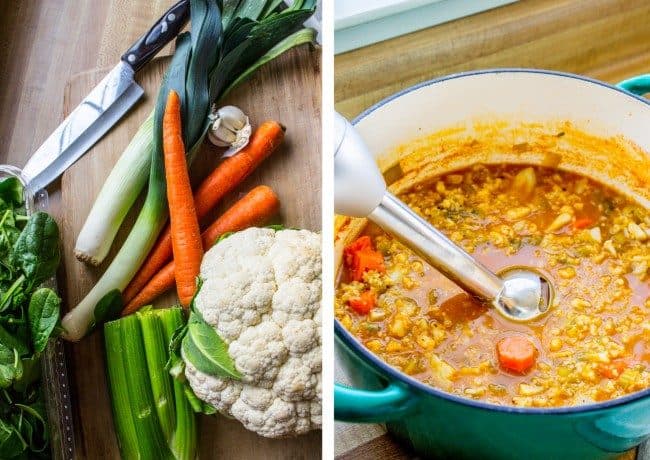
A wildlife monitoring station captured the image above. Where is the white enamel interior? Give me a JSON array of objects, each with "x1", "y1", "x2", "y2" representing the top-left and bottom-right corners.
[{"x1": 354, "y1": 70, "x2": 650, "y2": 159}]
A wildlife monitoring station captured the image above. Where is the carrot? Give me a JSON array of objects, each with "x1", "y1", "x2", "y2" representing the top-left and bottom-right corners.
[
  {"x1": 201, "y1": 185, "x2": 279, "y2": 246},
  {"x1": 343, "y1": 236, "x2": 385, "y2": 281},
  {"x1": 123, "y1": 262, "x2": 176, "y2": 316},
  {"x1": 193, "y1": 121, "x2": 284, "y2": 218},
  {"x1": 123, "y1": 121, "x2": 285, "y2": 303},
  {"x1": 344, "y1": 236, "x2": 372, "y2": 258},
  {"x1": 162, "y1": 90, "x2": 203, "y2": 307},
  {"x1": 121, "y1": 186, "x2": 280, "y2": 314},
  {"x1": 573, "y1": 217, "x2": 594, "y2": 230},
  {"x1": 496, "y1": 336, "x2": 537, "y2": 374},
  {"x1": 348, "y1": 290, "x2": 376, "y2": 315},
  {"x1": 597, "y1": 360, "x2": 627, "y2": 379}
]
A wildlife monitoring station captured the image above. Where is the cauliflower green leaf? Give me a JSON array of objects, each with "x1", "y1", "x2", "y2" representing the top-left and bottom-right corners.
[{"x1": 182, "y1": 310, "x2": 241, "y2": 380}]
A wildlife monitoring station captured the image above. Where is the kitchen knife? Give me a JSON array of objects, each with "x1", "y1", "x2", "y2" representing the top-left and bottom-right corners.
[{"x1": 21, "y1": 0, "x2": 190, "y2": 193}]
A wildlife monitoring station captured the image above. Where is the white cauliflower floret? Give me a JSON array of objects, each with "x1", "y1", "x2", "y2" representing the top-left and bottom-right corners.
[
  {"x1": 197, "y1": 230, "x2": 277, "y2": 341},
  {"x1": 273, "y1": 357, "x2": 318, "y2": 401},
  {"x1": 229, "y1": 322, "x2": 288, "y2": 387},
  {"x1": 186, "y1": 227, "x2": 321, "y2": 438},
  {"x1": 282, "y1": 319, "x2": 318, "y2": 354},
  {"x1": 271, "y1": 278, "x2": 321, "y2": 324}
]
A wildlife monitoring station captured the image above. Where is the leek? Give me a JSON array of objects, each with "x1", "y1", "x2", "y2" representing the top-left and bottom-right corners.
[
  {"x1": 61, "y1": 30, "x2": 193, "y2": 341},
  {"x1": 63, "y1": 0, "x2": 317, "y2": 340},
  {"x1": 74, "y1": 113, "x2": 154, "y2": 265},
  {"x1": 105, "y1": 308, "x2": 195, "y2": 460}
]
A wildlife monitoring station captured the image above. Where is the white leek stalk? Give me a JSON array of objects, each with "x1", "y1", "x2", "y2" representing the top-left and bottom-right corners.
[
  {"x1": 62, "y1": 194, "x2": 167, "y2": 341},
  {"x1": 74, "y1": 112, "x2": 154, "y2": 265}
]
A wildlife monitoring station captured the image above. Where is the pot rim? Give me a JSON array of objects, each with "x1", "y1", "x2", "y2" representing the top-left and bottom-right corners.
[
  {"x1": 352, "y1": 67, "x2": 650, "y2": 125},
  {"x1": 337, "y1": 67, "x2": 650, "y2": 416}
]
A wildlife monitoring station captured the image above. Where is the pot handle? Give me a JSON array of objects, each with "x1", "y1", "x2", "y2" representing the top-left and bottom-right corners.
[
  {"x1": 335, "y1": 382, "x2": 415, "y2": 423},
  {"x1": 617, "y1": 75, "x2": 650, "y2": 96}
]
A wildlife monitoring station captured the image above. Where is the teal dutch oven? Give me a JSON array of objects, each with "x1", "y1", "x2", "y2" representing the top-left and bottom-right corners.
[{"x1": 335, "y1": 69, "x2": 650, "y2": 460}]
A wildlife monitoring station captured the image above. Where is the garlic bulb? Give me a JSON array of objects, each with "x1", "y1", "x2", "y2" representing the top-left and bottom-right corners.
[{"x1": 208, "y1": 105, "x2": 252, "y2": 157}]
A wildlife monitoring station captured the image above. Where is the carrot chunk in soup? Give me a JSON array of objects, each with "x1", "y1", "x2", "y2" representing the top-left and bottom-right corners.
[
  {"x1": 348, "y1": 290, "x2": 376, "y2": 315},
  {"x1": 344, "y1": 236, "x2": 386, "y2": 281},
  {"x1": 497, "y1": 336, "x2": 538, "y2": 374}
]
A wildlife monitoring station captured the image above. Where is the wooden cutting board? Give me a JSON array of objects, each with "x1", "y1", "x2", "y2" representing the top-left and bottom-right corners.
[{"x1": 59, "y1": 46, "x2": 321, "y2": 459}]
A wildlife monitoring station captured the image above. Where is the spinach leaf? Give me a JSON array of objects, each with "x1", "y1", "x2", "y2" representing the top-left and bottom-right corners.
[
  {"x1": 0, "y1": 417, "x2": 27, "y2": 459},
  {"x1": 15, "y1": 402, "x2": 48, "y2": 454},
  {"x1": 28, "y1": 288, "x2": 60, "y2": 353},
  {"x1": 0, "y1": 210, "x2": 22, "y2": 262},
  {"x1": 0, "y1": 324, "x2": 28, "y2": 357},
  {"x1": 0, "y1": 179, "x2": 61, "y2": 458},
  {"x1": 0, "y1": 346, "x2": 21, "y2": 389},
  {"x1": 11, "y1": 212, "x2": 60, "y2": 290},
  {"x1": 13, "y1": 356, "x2": 41, "y2": 393},
  {"x1": 0, "y1": 177, "x2": 24, "y2": 207},
  {"x1": 181, "y1": 310, "x2": 241, "y2": 380},
  {"x1": 0, "y1": 276, "x2": 26, "y2": 313}
]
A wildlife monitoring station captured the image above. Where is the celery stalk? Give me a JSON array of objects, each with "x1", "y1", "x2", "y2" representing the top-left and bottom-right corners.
[
  {"x1": 105, "y1": 309, "x2": 197, "y2": 460},
  {"x1": 104, "y1": 321, "x2": 139, "y2": 458},
  {"x1": 119, "y1": 315, "x2": 173, "y2": 459},
  {"x1": 138, "y1": 309, "x2": 176, "y2": 441},
  {"x1": 158, "y1": 308, "x2": 197, "y2": 460}
]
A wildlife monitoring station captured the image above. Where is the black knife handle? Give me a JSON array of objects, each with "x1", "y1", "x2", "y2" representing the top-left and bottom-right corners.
[{"x1": 121, "y1": 0, "x2": 190, "y2": 72}]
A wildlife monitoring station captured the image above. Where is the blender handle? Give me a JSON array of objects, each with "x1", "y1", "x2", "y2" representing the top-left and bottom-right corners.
[
  {"x1": 617, "y1": 75, "x2": 650, "y2": 96},
  {"x1": 334, "y1": 112, "x2": 387, "y2": 217},
  {"x1": 335, "y1": 382, "x2": 415, "y2": 423}
]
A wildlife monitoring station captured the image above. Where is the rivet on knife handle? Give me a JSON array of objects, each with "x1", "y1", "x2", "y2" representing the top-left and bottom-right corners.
[{"x1": 121, "y1": 0, "x2": 190, "y2": 72}]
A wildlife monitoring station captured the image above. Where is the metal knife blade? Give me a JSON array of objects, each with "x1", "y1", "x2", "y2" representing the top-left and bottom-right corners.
[
  {"x1": 21, "y1": 0, "x2": 190, "y2": 192},
  {"x1": 22, "y1": 62, "x2": 143, "y2": 193}
]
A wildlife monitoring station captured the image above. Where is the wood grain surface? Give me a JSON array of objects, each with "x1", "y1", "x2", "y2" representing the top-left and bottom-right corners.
[
  {"x1": 335, "y1": 0, "x2": 650, "y2": 118},
  {"x1": 334, "y1": 0, "x2": 650, "y2": 458},
  {"x1": 60, "y1": 46, "x2": 321, "y2": 459}
]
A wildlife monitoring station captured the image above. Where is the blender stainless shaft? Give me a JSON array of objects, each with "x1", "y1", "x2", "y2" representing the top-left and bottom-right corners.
[{"x1": 371, "y1": 192, "x2": 504, "y2": 301}]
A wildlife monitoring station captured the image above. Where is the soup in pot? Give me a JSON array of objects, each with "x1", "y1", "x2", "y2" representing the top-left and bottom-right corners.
[{"x1": 335, "y1": 164, "x2": 650, "y2": 407}]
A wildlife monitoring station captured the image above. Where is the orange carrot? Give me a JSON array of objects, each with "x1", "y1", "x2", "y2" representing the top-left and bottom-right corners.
[
  {"x1": 122, "y1": 186, "x2": 280, "y2": 314},
  {"x1": 193, "y1": 121, "x2": 285, "y2": 218},
  {"x1": 123, "y1": 263, "x2": 176, "y2": 315},
  {"x1": 597, "y1": 360, "x2": 627, "y2": 379},
  {"x1": 573, "y1": 217, "x2": 594, "y2": 230},
  {"x1": 343, "y1": 236, "x2": 386, "y2": 281},
  {"x1": 122, "y1": 121, "x2": 285, "y2": 303},
  {"x1": 348, "y1": 290, "x2": 376, "y2": 315},
  {"x1": 496, "y1": 336, "x2": 537, "y2": 374},
  {"x1": 200, "y1": 185, "x2": 279, "y2": 247},
  {"x1": 163, "y1": 90, "x2": 203, "y2": 307}
]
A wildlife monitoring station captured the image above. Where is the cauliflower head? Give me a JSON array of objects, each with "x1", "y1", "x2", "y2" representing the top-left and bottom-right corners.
[{"x1": 184, "y1": 227, "x2": 321, "y2": 438}]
